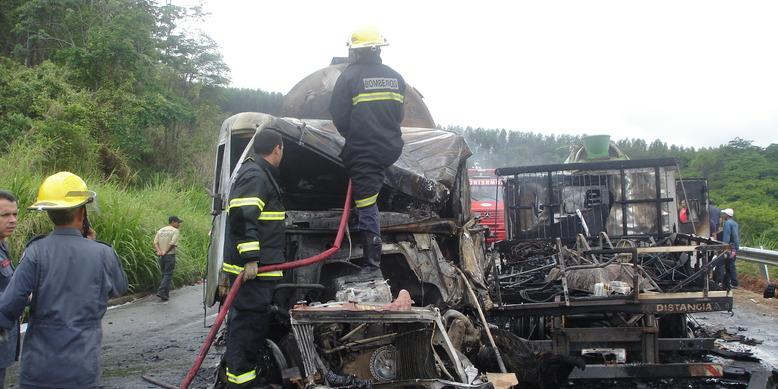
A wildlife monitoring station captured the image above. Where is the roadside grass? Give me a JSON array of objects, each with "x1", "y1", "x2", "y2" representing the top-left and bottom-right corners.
[
  {"x1": 0, "y1": 139, "x2": 211, "y2": 293},
  {"x1": 738, "y1": 261, "x2": 778, "y2": 281},
  {"x1": 89, "y1": 180, "x2": 210, "y2": 292}
]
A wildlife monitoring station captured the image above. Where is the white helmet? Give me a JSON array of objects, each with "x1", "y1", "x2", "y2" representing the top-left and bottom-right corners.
[{"x1": 722, "y1": 208, "x2": 734, "y2": 217}]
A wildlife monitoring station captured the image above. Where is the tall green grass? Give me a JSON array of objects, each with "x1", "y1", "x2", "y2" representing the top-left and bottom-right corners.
[{"x1": 0, "y1": 139, "x2": 211, "y2": 293}]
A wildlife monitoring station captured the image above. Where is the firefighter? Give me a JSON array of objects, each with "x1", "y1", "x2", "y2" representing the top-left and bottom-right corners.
[
  {"x1": 222, "y1": 129, "x2": 286, "y2": 388},
  {"x1": 329, "y1": 26, "x2": 406, "y2": 282},
  {"x1": 0, "y1": 172, "x2": 128, "y2": 388}
]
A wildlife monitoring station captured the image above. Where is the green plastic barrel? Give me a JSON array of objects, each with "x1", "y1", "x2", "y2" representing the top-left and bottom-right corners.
[{"x1": 582, "y1": 135, "x2": 611, "y2": 159}]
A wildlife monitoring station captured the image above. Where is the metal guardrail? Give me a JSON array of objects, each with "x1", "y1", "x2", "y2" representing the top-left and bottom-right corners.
[
  {"x1": 739, "y1": 247, "x2": 778, "y2": 267},
  {"x1": 738, "y1": 246, "x2": 778, "y2": 283}
]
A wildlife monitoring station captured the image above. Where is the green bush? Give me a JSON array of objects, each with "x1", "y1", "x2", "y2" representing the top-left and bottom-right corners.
[
  {"x1": 91, "y1": 179, "x2": 210, "y2": 292},
  {"x1": 0, "y1": 138, "x2": 210, "y2": 293},
  {"x1": 0, "y1": 59, "x2": 99, "y2": 174}
]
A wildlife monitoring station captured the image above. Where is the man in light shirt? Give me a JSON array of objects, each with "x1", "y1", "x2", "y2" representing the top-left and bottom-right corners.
[
  {"x1": 153, "y1": 216, "x2": 182, "y2": 301},
  {"x1": 717, "y1": 208, "x2": 739, "y2": 288}
]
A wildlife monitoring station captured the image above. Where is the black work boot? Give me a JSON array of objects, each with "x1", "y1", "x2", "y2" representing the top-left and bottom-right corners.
[
  {"x1": 340, "y1": 232, "x2": 384, "y2": 283},
  {"x1": 362, "y1": 231, "x2": 383, "y2": 277}
]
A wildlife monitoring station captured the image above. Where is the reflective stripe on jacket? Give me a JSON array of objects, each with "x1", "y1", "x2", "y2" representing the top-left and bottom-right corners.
[
  {"x1": 224, "y1": 157, "x2": 286, "y2": 274},
  {"x1": 329, "y1": 52, "x2": 406, "y2": 167}
]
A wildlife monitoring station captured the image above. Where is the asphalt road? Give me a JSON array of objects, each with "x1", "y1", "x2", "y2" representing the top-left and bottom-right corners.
[
  {"x1": 692, "y1": 287, "x2": 778, "y2": 370},
  {"x1": 5, "y1": 283, "x2": 223, "y2": 388}
]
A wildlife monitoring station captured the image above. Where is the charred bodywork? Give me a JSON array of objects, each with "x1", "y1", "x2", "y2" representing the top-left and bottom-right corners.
[
  {"x1": 206, "y1": 112, "x2": 521, "y2": 388},
  {"x1": 489, "y1": 159, "x2": 735, "y2": 383},
  {"x1": 206, "y1": 113, "x2": 475, "y2": 307}
]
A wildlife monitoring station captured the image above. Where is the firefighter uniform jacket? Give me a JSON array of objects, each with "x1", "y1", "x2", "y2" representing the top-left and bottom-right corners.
[
  {"x1": 329, "y1": 53, "x2": 406, "y2": 169},
  {"x1": 223, "y1": 157, "x2": 286, "y2": 277},
  {"x1": 0, "y1": 228, "x2": 128, "y2": 388}
]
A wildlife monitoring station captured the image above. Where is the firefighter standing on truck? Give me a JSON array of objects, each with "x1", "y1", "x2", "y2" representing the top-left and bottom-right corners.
[
  {"x1": 329, "y1": 26, "x2": 406, "y2": 282},
  {"x1": 222, "y1": 130, "x2": 286, "y2": 388},
  {"x1": 0, "y1": 172, "x2": 128, "y2": 388}
]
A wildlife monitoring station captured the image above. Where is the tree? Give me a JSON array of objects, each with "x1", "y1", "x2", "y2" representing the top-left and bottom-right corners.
[{"x1": 0, "y1": 0, "x2": 232, "y2": 178}]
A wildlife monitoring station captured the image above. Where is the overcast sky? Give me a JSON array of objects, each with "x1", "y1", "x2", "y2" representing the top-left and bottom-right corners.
[{"x1": 193, "y1": 0, "x2": 778, "y2": 148}]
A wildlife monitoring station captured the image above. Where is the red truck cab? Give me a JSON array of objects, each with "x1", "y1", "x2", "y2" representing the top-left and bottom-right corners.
[{"x1": 469, "y1": 168, "x2": 505, "y2": 243}]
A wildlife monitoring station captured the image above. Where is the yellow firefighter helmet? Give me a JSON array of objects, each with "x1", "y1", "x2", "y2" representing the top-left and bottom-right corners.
[
  {"x1": 347, "y1": 26, "x2": 389, "y2": 49},
  {"x1": 29, "y1": 171, "x2": 95, "y2": 210}
]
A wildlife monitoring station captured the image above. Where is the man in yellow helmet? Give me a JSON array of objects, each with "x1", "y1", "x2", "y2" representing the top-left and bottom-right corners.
[
  {"x1": 329, "y1": 26, "x2": 406, "y2": 282},
  {"x1": 0, "y1": 172, "x2": 128, "y2": 388}
]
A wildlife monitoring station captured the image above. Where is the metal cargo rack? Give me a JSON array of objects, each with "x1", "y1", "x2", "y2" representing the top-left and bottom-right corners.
[
  {"x1": 491, "y1": 237, "x2": 733, "y2": 315},
  {"x1": 496, "y1": 158, "x2": 681, "y2": 242}
]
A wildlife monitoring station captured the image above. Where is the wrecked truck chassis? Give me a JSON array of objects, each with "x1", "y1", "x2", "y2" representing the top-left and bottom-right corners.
[
  {"x1": 492, "y1": 243, "x2": 733, "y2": 316},
  {"x1": 212, "y1": 210, "x2": 496, "y2": 387},
  {"x1": 484, "y1": 239, "x2": 739, "y2": 384},
  {"x1": 487, "y1": 234, "x2": 736, "y2": 376},
  {"x1": 485, "y1": 158, "x2": 743, "y2": 383},
  {"x1": 209, "y1": 217, "x2": 498, "y2": 389},
  {"x1": 266, "y1": 220, "x2": 500, "y2": 388}
]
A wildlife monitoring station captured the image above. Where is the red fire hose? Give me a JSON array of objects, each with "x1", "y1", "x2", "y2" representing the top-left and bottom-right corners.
[{"x1": 144, "y1": 182, "x2": 352, "y2": 389}]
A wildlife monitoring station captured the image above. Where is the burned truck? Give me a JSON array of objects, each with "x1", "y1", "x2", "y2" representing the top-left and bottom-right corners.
[
  {"x1": 203, "y1": 60, "x2": 539, "y2": 389},
  {"x1": 488, "y1": 157, "x2": 735, "y2": 384}
]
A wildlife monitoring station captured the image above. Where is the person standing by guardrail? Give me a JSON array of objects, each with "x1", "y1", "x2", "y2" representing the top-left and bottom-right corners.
[{"x1": 716, "y1": 208, "x2": 740, "y2": 288}]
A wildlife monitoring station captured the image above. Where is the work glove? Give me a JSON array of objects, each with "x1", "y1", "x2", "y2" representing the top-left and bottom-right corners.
[{"x1": 243, "y1": 261, "x2": 259, "y2": 281}]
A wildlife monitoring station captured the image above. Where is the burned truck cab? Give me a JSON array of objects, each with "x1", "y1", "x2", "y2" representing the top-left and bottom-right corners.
[
  {"x1": 206, "y1": 57, "x2": 475, "y2": 309},
  {"x1": 204, "y1": 110, "x2": 510, "y2": 388},
  {"x1": 205, "y1": 113, "x2": 477, "y2": 308}
]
